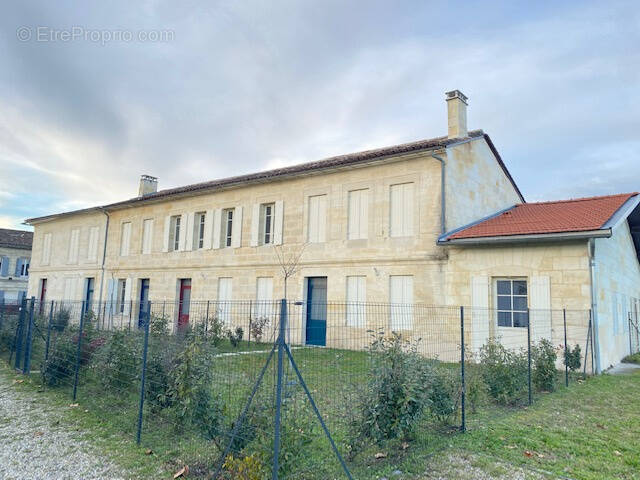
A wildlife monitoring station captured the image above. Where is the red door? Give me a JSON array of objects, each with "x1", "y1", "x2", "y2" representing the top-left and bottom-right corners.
[{"x1": 178, "y1": 279, "x2": 191, "y2": 329}]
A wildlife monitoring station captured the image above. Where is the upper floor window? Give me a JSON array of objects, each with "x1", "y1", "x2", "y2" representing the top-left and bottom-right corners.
[
  {"x1": 390, "y1": 182, "x2": 414, "y2": 237},
  {"x1": 308, "y1": 194, "x2": 327, "y2": 243},
  {"x1": 495, "y1": 279, "x2": 528, "y2": 328},
  {"x1": 260, "y1": 203, "x2": 275, "y2": 245},
  {"x1": 68, "y1": 229, "x2": 80, "y2": 264},
  {"x1": 87, "y1": 226, "x2": 99, "y2": 262},
  {"x1": 141, "y1": 219, "x2": 153, "y2": 254},
  {"x1": 15, "y1": 258, "x2": 29, "y2": 277},
  {"x1": 41, "y1": 233, "x2": 52, "y2": 266},
  {"x1": 194, "y1": 212, "x2": 206, "y2": 249},
  {"x1": 120, "y1": 222, "x2": 132, "y2": 257},
  {"x1": 348, "y1": 189, "x2": 368, "y2": 240},
  {"x1": 170, "y1": 215, "x2": 181, "y2": 251},
  {"x1": 223, "y1": 208, "x2": 234, "y2": 248}
]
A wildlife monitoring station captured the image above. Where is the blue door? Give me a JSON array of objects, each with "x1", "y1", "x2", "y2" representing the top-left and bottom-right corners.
[
  {"x1": 138, "y1": 279, "x2": 150, "y2": 327},
  {"x1": 306, "y1": 277, "x2": 327, "y2": 346}
]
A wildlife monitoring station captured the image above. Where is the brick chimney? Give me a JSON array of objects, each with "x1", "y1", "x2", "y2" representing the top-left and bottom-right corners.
[
  {"x1": 138, "y1": 175, "x2": 158, "y2": 196},
  {"x1": 445, "y1": 90, "x2": 468, "y2": 139}
]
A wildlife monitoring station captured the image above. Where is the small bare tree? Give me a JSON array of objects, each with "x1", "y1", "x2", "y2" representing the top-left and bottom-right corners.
[{"x1": 273, "y1": 242, "x2": 308, "y2": 300}]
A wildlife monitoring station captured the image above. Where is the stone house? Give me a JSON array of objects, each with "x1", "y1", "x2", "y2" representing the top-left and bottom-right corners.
[
  {"x1": 25, "y1": 91, "x2": 640, "y2": 370},
  {"x1": 0, "y1": 228, "x2": 33, "y2": 304}
]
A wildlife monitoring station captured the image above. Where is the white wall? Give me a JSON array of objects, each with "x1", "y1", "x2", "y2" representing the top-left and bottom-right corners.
[{"x1": 594, "y1": 221, "x2": 640, "y2": 369}]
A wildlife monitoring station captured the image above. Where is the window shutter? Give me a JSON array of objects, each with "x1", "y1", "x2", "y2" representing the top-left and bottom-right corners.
[
  {"x1": 471, "y1": 276, "x2": 490, "y2": 352},
  {"x1": 346, "y1": 276, "x2": 366, "y2": 327},
  {"x1": 162, "y1": 216, "x2": 171, "y2": 252},
  {"x1": 250, "y1": 204, "x2": 260, "y2": 247},
  {"x1": 15, "y1": 258, "x2": 23, "y2": 276},
  {"x1": 0, "y1": 291, "x2": 4, "y2": 304},
  {"x1": 178, "y1": 213, "x2": 188, "y2": 251},
  {"x1": 529, "y1": 276, "x2": 551, "y2": 341},
  {"x1": 273, "y1": 200, "x2": 284, "y2": 245},
  {"x1": 123, "y1": 278, "x2": 132, "y2": 316},
  {"x1": 212, "y1": 208, "x2": 222, "y2": 249},
  {"x1": 0, "y1": 257, "x2": 8, "y2": 277},
  {"x1": 390, "y1": 185, "x2": 401, "y2": 237},
  {"x1": 390, "y1": 276, "x2": 413, "y2": 330},
  {"x1": 404, "y1": 183, "x2": 414, "y2": 236},
  {"x1": 185, "y1": 212, "x2": 195, "y2": 251},
  {"x1": 42, "y1": 233, "x2": 52, "y2": 265},
  {"x1": 232, "y1": 206, "x2": 243, "y2": 248},
  {"x1": 203, "y1": 209, "x2": 214, "y2": 249}
]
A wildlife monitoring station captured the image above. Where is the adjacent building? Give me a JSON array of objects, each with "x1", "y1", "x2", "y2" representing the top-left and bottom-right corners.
[
  {"x1": 24, "y1": 91, "x2": 640, "y2": 371},
  {"x1": 0, "y1": 228, "x2": 33, "y2": 304}
]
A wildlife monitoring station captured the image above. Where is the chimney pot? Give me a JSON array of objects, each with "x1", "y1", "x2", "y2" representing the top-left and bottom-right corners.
[
  {"x1": 138, "y1": 175, "x2": 158, "y2": 197},
  {"x1": 445, "y1": 89, "x2": 468, "y2": 139}
]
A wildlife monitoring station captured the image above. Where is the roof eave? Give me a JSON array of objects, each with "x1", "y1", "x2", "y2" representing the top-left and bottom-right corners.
[{"x1": 438, "y1": 229, "x2": 612, "y2": 246}]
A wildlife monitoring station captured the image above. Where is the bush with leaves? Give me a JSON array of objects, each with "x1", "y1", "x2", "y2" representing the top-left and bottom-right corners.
[
  {"x1": 249, "y1": 316, "x2": 269, "y2": 343},
  {"x1": 52, "y1": 307, "x2": 71, "y2": 332},
  {"x1": 564, "y1": 344, "x2": 582, "y2": 372},
  {"x1": 227, "y1": 327, "x2": 244, "y2": 348},
  {"x1": 463, "y1": 348, "x2": 486, "y2": 414},
  {"x1": 532, "y1": 338, "x2": 558, "y2": 392},
  {"x1": 428, "y1": 368, "x2": 461, "y2": 424},
  {"x1": 93, "y1": 330, "x2": 140, "y2": 392},
  {"x1": 41, "y1": 334, "x2": 77, "y2": 387},
  {"x1": 223, "y1": 454, "x2": 266, "y2": 480},
  {"x1": 479, "y1": 339, "x2": 528, "y2": 405},
  {"x1": 165, "y1": 334, "x2": 225, "y2": 439},
  {"x1": 348, "y1": 331, "x2": 434, "y2": 453}
]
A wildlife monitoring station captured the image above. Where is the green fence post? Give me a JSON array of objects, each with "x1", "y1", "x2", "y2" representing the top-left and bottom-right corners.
[
  {"x1": 23, "y1": 297, "x2": 36, "y2": 374},
  {"x1": 460, "y1": 306, "x2": 466, "y2": 432},
  {"x1": 72, "y1": 301, "x2": 87, "y2": 401},
  {"x1": 136, "y1": 300, "x2": 151, "y2": 444},
  {"x1": 272, "y1": 298, "x2": 286, "y2": 480},
  {"x1": 44, "y1": 300, "x2": 55, "y2": 362},
  {"x1": 563, "y1": 309, "x2": 569, "y2": 387},
  {"x1": 13, "y1": 296, "x2": 27, "y2": 370}
]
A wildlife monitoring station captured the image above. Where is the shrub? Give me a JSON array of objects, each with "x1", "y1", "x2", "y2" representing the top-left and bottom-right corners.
[
  {"x1": 479, "y1": 339, "x2": 528, "y2": 405},
  {"x1": 227, "y1": 327, "x2": 244, "y2": 348},
  {"x1": 149, "y1": 313, "x2": 170, "y2": 336},
  {"x1": 52, "y1": 308, "x2": 71, "y2": 332},
  {"x1": 41, "y1": 335, "x2": 77, "y2": 387},
  {"x1": 223, "y1": 454, "x2": 266, "y2": 480},
  {"x1": 348, "y1": 331, "x2": 434, "y2": 451},
  {"x1": 166, "y1": 335, "x2": 225, "y2": 439},
  {"x1": 622, "y1": 352, "x2": 640, "y2": 364},
  {"x1": 532, "y1": 338, "x2": 558, "y2": 392},
  {"x1": 564, "y1": 344, "x2": 582, "y2": 371},
  {"x1": 428, "y1": 368, "x2": 461, "y2": 424},
  {"x1": 463, "y1": 348, "x2": 486, "y2": 414},
  {"x1": 249, "y1": 316, "x2": 269, "y2": 343},
  {"x1": 94, "y1": 330, "x2": 140, "y2": 391}
]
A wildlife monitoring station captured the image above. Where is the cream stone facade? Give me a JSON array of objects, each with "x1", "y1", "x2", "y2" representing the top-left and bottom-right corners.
[{"x1": 24, "y1": 91, "x2": 640, "y2": 370}]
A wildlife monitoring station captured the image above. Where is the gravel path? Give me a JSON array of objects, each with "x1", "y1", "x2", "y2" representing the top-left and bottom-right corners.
[{"x1": 0, "y1": 371, "x2": 127, "y2": 480}]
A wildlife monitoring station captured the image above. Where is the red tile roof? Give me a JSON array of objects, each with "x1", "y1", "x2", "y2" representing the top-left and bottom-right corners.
[{"x1": 447, "y1": 193, "x2": 639, "y2": 240}]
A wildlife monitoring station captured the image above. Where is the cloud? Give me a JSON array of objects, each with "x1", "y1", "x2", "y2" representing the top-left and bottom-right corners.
[{"x1": 0, "y1": 0, "x2": 638, "y2": 224}]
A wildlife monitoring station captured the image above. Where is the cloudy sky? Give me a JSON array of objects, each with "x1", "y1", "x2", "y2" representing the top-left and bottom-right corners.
[{"x1": 0, "y1": 0, "x2": 638, "y2": 230}]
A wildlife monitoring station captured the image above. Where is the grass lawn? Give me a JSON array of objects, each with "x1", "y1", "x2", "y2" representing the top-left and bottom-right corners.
[{"x1": 1, "y1": 328, "x2": 639, "y2": 480}]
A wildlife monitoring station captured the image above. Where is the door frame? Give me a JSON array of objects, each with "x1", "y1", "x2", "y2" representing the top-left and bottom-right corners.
[
  {"x1": 304, "y1": 276, "x2": 327, "y2": 346},
  {"x1": 138, "y1": 278, "x2": 150, "y2": 327},
  {"x1": 178, "y1": 278, "x2": 192, "y2": 330}
]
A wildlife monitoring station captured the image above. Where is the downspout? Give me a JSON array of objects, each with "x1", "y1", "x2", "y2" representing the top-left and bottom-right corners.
[
  {"x1": 97, "y1": 208, "x2": 110, "y2": 306},
  {"x1": 431, "y1": 153, "x2": 446, "y2": 235},
  {"x1": 588, "y1": 238, "x2": 602, "y2": 373}
]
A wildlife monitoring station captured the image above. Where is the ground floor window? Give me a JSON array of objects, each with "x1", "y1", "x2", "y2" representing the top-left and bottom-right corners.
[{"x1": 495, "y1": 278, "x2": 528, "y2": 328}]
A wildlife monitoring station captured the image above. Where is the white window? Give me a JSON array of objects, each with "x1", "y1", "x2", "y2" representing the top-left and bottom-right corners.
[
  {"x1": 222, "y1": 208, "x2": 234, "y2": 248},
  {"x1": 346, "y1": 276, "x2": 366, "y2": 327},
  {"x1": 308, "y1": 194, "x2": 327, "y2": 243},
  {"x1": 217, "y1": 277, "x2": 233, "y2": 325},
  {"x1": 191, "y1": 212, "x2": 206, "y2": 249},
  {"x1": 348, "y1": 189, "x2": 368, "y2": 240},
  {"x1": 68, "y1": 229, "x2": 80, "y2": 264},
  {"x1": 87, "y1": 226, "x2": 99, "y2": 262},
  {"x1": 255, "y1": 277, "x2": 274, "y2": 319},
  {"x1": 260, "y1": 203, "x2": 275, "y2": 245},
  {"x1": 495, "y1": 279, "x2": 528, "y2": 328},
  {"x1": 120, "y1": 222, "x2": 132, "y2": 257},
  {"x1": 390, "y1": 275, "x2": 413, "y2": 330},
  {"x1": 390, "y1": 183, "x2": 414, "y2": 237},
  {"x1": 141, "y1": 219, "x2": 154, "y2": 254},
  {"x1": 41, "y1": 233, "x2": 52, "y2": 266},
  {"x1": 169, "y1": 215, "x2": 181, "y2": 251},
  {"x1": 117, "y1": 279, "x2": 127, "y2": 314}
]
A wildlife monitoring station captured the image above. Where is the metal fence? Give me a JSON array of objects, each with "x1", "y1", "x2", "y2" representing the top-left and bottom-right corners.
[{"x1": 0, "y1": 297, "x2": 600, "y2": 479}]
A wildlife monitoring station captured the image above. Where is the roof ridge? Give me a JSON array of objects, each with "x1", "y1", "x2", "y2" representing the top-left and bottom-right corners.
[{"x1": 519, "y1": 192, "x2": 638, "y2": 207}]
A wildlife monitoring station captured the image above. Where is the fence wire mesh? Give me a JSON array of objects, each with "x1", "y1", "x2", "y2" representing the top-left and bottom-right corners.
[{"x1": 0, "y1": 297, "x2": 609, "y2": 479}]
